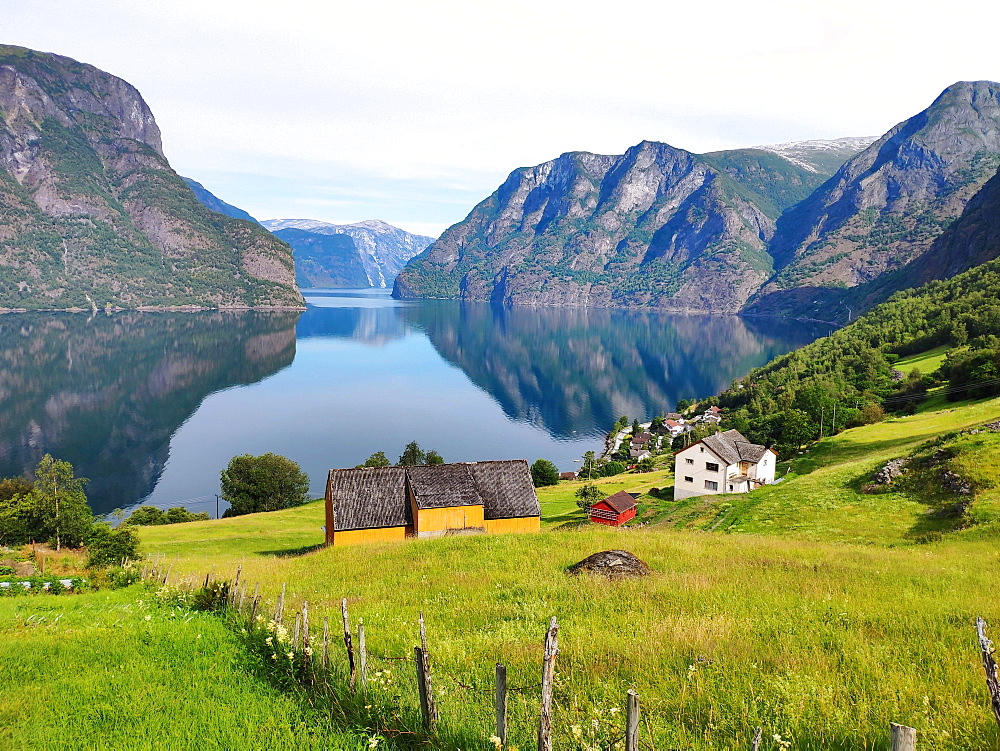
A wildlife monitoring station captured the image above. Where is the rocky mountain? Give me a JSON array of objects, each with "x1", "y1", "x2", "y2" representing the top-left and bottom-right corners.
[
  {"x1": 0, "y1": 45, "x2": 302, "y2": 310},
  {"x1": 394, "y1": 140, "x2": 852, "y2": 312},
  {"x1": 396, "y1": 82, "x2": 1000, "y2": 323},
  {"x1": 182, "y1": 177, "x2": 258, "y2": 223},
  {"x1": 262, "y1": 219, "x2": 433, "y2": 288},
  {"x1": 747, "y1": 81, "x2": 1000, "y2": 321}
]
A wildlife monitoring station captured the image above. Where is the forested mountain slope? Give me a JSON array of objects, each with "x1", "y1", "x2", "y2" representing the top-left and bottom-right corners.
[{"x1": 0, "y1": 45, "x2": 302, "y2": 309}]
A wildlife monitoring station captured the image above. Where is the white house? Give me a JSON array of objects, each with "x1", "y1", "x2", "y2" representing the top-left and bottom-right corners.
[{"x1": 673, "y1": 429, "x2": 776, "y2": 501}]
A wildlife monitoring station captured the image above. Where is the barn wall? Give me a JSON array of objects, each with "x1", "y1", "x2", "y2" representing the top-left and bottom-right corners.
[
  {"x1": 331, "y1": 526, "x2": 410, "y2": 546},
  {"x1": 484, "y1": 516, "x2": 540, "y2": 535},
  {"x1": 415, "y1": 504, "x2": 485, "y2": 537}
]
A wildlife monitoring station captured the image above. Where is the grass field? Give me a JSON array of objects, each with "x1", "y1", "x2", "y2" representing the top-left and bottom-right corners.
[
  {"x1": 130, "y1": 395, "x2": 1000, "y2": 749},
  {"x1": 896, "y1": 345, "x2": 952, "y2": 376},
  {"x1": 0, "y1": 588, "x2": 376, "y2": 750}
]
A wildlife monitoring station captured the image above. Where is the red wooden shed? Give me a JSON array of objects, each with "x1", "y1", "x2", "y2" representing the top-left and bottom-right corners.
[{"x1": 588, "y1": 490, "x2": 638, "y2": 527}]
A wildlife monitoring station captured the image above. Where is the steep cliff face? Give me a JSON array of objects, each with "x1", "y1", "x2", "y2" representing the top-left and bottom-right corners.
[
  {"x1": 397, "y1": 82, "x2": 1000, "y2": 321},
  {"x1": 263, "y1": 218, "x2": 433, "y2": 288},
  {"x1": 747, "y1": 81, "x2": 1000, "y2": 319},
  {"x1": 395, "y1": 142, "x2": 824, "y2": 312},
  {"x1": 0, "y1": 45, "x2": 302, "y2": 309}
]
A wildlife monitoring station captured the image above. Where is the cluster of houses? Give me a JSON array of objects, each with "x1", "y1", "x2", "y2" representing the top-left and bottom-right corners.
[{"x1": 628, "y1": 406, "x2": 724, "y2": 460}]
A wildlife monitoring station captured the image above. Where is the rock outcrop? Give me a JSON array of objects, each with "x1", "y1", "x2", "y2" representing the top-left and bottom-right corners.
[
  {"x1": 0, "y1": 45, "x2": 302, "y2": 309},
  {"x1": 567, "y1": 550, "x2": 651, "y2": 579}
]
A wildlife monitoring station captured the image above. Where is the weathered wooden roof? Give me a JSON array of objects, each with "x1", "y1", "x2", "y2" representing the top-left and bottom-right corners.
[
  {"x1": 700, "y1": 429, "x2": 768, "y2": 465},
  {"x1": 407, "y1": 464, "x2": 481, "y2": 508},
  {"x1": 326, "y1": 460, "x2": 540, "y2": 531},
  {"x1": 469, "y1": 460, "x2": 541, "y2": 519},
  {"x1": 596, "y1": 490, "x2": 638, "y2": 514},
  {"x1": 327, "y1": 466, "x2": 411, "y2": 531}
]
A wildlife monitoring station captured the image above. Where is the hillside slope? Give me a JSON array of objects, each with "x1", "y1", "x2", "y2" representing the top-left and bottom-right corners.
[{"x1": 0, "y1": 45, "x2": 302, "y2": 309}]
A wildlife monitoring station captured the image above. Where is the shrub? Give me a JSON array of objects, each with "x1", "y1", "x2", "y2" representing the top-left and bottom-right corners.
[
  {"x1": 575, "y1": 483, "x2": 603, "y2": 510},
  {"x1": 86, "y1": 524, "x2": 140, "y2": 567},
  {"x1": 599, "y1": 461, "x2": 627, "y2": 477},
  {"x1": 124, "y1": 505, "x2": 167, "y2": 526}
]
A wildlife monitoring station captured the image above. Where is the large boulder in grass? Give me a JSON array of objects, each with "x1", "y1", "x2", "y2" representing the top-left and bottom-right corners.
[{"x1": 567, "y1": 550, "x2": 651, "y2": 579}]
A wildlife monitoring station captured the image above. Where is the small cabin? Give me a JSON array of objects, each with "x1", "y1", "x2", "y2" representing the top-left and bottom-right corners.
[
  {"x1": 324, "y1": 459, "x2": 541, "y2": 546},
  {"x1": 588, "y1": 490, "x2": 638, "y2": 527},
  {"x1": 559, "y1": 471, "x2": 577, "y2": 481}
]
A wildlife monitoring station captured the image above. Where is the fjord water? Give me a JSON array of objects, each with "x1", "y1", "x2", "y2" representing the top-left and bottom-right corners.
[{"x1": 0, "y1": 290, "x2": 830, "y2": 516}]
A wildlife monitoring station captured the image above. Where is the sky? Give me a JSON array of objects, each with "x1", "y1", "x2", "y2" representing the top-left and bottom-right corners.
[{"x1": 4, "y1": 0, "x2": 1000, "y2": 237}]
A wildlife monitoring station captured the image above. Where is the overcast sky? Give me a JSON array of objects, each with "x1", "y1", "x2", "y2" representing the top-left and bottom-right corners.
[{"x1": 5, "y1": 0, "x2": 1000, "y2": 237}]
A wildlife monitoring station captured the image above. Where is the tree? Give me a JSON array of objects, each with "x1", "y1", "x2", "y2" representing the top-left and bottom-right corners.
[
  {"x1": 398, "y1": 441, "x2": 427, "y2": 467},
  {"x1": 425, "y1": 450, "x2": 445, "y2": 465},
  {"x1": 580, "y1": 451, "x2": 598, "y2": 480},
  {"x1": 575, "y1": 483, "x2": 603, "y2": 510},
  {"x1": 86, "y1": 523, "x2": 140, "y2": 567},
  {"x1": 636, "y1": 457, "x2": 655, "y2": 472},
  {"x1": 632, "y1": 419, "x2": 641, "y2": 435},
  {"x1": 25, "y1": 455, "x2": 92, "y2": 550},
  {"x1": 363, "y1": 451, "x2": 391, "y2": 468},
  {"x1": 0, "y1": 477, "x2": 33, "y2": 546},
  {"x1": 599, "y1": 461, "x2": 627, "y2": 477},
  {"x1": 165, "y1": 507, "x2": 209, "y2": 523},
  {"x1": 530, "y1": 459, "x2": 560, "y2": 487},
  {"x1": 124, "y1": 505, "x2": 167, "y2": 526},
  {"x1": 220, "y1": 453, "x2": 310, "y2": 516}
]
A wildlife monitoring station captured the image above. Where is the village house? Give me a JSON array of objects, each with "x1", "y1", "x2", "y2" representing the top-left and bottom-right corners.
[
  {"x1": 630, "y1": 431, "x2": 654, "y2": 458},
  {"x1": 559, "y1": 471, "x2": 577, "y2": 481},
  {"x1": 673, "y1": 429, "x2": 776, "y2": 501},
  {"x1": 324, "y1": 459, "x2": 541, "y2": 546},
  {"x1": 663, "y1": 419, "x2": 686, "y2": 438},
  {"x1": 588, "y1": 490, "x2": 638, "y2": 527},
  {"x1": 701, "y1": 405, "x2": 723, "y2": 424}
]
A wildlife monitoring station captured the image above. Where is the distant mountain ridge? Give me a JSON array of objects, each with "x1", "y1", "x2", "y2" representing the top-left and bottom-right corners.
[
  {"x1": 262, "y1": 218, "x2": 433, "y2": 288},
  {"x1": 395, "y1": 82, "x2": 1000, "y2": 323},
  {"x1": 182, "y1": 177, "x2": 258, "y2": 223},
  {"x1": 0, "y1": 45, "x2": 302, "y2": 310}
]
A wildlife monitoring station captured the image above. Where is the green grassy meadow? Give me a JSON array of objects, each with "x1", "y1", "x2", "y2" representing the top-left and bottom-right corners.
[
  {"x1": 127, "y1": 395, "x2": 1000, "y2": 749},
  {"x1": 0, "y1": 588, "x2": 376, "y2": 750}
]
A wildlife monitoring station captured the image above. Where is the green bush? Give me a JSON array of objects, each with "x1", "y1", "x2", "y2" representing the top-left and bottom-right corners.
[
  {"x1": 530, "y1": 459, "x2": 560, "y2": 487},
  {"x1": 599, "y1": 461, "x2": 627, "y2": 477},
  {"x1": 86, "y1": 524, "x2": 140, "y2": 567}
]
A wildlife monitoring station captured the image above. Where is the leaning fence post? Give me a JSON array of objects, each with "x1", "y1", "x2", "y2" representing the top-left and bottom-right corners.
[
  {"x1": 322, "y1": 616, "x2": 330, "y2": 670},
  {"x1": 751, "y1": 726, "x2": 763, "y2": 751},
  {"x1": 495, "y1": 662, "x2": 508, "y2": 747},
  {"x1": 419, "y1": 611, "x2": 438, "y2": 723},
  {"x1": 293, "y1": 612, "x2": 301, "y2": 652},
  {"x1": 249, "y1": 583, "x2": 261, "y2": 622},
  {"x1": 342, "y1": 598, "x2": 356, "y2": 690},
  {"x1": 890, "y1": 722, "x2": 916, "y2": 751},
  {"x1": 358, "y1": 620, "x2": 368, "y2": 692},
  {"x1": 625, "y1": 689, "x2": 639, "y2": 751},
  {"x1": 275, "y1": 583, "x2": 286, "y2": 626},
  {"x1": 976, "y1": 617, "x2": 1000, "y2": 729},
  {"x1": 415, "y1": 646, "x2": 431, "y2": 726},
  {"x1": 538, "y1": 616, "x2": 559, "y2": 751},
  {"x1": 230, "y1": 564, "x2": 241, "y2": 606},
  {"x1": 302, "y1": 601, "x2": 311, "y2": 679}
]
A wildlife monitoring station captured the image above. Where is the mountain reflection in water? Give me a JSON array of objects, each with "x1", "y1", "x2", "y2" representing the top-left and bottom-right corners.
[{"x1": 0, "y1": 292, "x2": 830, "y2": 515}]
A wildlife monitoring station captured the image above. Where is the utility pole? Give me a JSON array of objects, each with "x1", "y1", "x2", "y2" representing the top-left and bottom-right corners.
[
  {"x1": 820, "y1": 405, "x2": 825, "y2": 440},
  {"x1": 215, "y1": 494, "x2": 220, "y2": 520},
  {"x1": 832, "y1": 403, "x2": 837, "y2": 434}
]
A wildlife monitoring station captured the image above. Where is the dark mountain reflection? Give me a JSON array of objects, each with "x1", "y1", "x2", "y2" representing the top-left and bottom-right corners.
[
  {"x1": 0, "y1": 311, "x2": 298, "y2": 515},
  {"x1": 404, "y1": 302, "x2": 831, "y2": 439}
]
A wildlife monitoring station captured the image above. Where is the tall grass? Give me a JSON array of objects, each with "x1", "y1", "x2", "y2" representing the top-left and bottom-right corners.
[{"x1": 0, "y1": 588, "x2": 377, "y2": 749}]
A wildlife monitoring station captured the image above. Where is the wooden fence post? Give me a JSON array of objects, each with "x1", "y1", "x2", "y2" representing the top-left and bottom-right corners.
[
  {"x1": 419, "y1": 612, "x2": 438, "y2": 723},
  {"x1": 250, "y1": 583, "x2": 261, "y2": 622},
  {"x1": 751, "y1": 727, "x2": 763, "y2": 751},
  {"x1": 495, "y1": 662, "x2": 508, "y2": 747},
  {"x1": 890, "y1": 722, "x2": 916, "y2": 751},
  {"x1": 293, "y1": 612, "x2": 301, "y2": 652},
  {"x1": 415, "y1": 646, "x2": 431, "y2": 726},
  {"x1": 302, "y1": 601, "x2": 311, "y2": 679},
  {"x1": 625, "y1": 689, "x2": 639, "y2": 751},
  {"x1": 538, "y1": 616, "x2": 559, "y2": 751},
  {"x1": 358, "y1": 620, "x2": 368, "y2": 692},
  {"x1": 976, "y1": 617, "x2": 1000, "y2": 729},
  {"x1": 275, "y1": 583, "x2": 286, "y2": 626},
  {"x1": 230, "y1": 564, "x2": 241, "y2": 606},
  {"x1": 342, "y1": 598, "x2": 356, "y2": 690},
  {"x1": 322, "y1": 617, "x2": 330, "y2": 670},
  {"x1": 237, "y1": 580, "x2": 247, "y2": 613}
]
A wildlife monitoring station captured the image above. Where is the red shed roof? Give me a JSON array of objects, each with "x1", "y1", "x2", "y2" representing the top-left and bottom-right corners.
[{"x1": 595, "y1": 490, "x2": 638, "y2": 514}]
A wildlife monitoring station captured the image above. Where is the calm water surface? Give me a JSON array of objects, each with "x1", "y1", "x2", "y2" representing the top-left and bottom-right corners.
[{"x1": 0, "y1": 290, "x2": 831, "y2": 516}]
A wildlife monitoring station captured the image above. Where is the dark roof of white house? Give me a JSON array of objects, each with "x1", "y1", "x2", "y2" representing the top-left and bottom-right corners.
[
  {"x1": 326, "y1": 460, "x2": 540, "y2": 531},
  {"x1": 699, "y1": 430, "x2": 769, "y2": 465}
]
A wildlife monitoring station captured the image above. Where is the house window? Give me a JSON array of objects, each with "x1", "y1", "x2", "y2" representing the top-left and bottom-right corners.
[
  {"x1": 729, "y1": 484, "x2": 734, "y2": 491},
  {"x1": 705, "y1": 462, "x2": 719, "y2": 472},
  {"x1": 762, "y1": 459, "x2": 768, "y2": 466},
  {"x1": 699, "y1": 447, "x2": 704, "y2": 452},
  {"x1": 685, "y1": 458, "x2": 694, "y2": 465},
  {"x1": 704, "y1": 480, "x2": 718, "y2": 490},
  {"x1": 684, "y1": 476, "x2": 693, "y2": 483}
]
